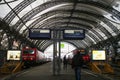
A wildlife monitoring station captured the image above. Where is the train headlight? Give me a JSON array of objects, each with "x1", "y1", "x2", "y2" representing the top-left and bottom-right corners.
[
  {"x1": 23, "y1": 58, "x2": 27, "y2": 60},
  {"x1": 30, "y1": 58, "x2": 33, "y2": 60}
]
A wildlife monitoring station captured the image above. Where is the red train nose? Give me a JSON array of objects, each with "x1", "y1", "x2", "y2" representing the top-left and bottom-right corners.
[
  {"x1": 30, "y1": 58, "x2": 33, "y2": 60},
  {"x1": 83, "y1": 55, "x2": 90, "y2": 61}
]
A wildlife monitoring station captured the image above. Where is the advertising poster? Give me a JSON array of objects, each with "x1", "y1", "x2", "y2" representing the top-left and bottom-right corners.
[
  {"x1": 7, "y1": 50, "x2": 21, "y2": 60},
  {"x1": 92, "y1": 50, "x2": 106, "y2": 60}
]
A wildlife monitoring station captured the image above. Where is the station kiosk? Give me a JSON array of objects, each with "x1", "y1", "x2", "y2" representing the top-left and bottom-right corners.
[
  {"x1": 89, "y1": 50, "x2": 114, "y2": 74},
  {"x1": 0, "y1": 50, "x2": 24, "y2": 74}
]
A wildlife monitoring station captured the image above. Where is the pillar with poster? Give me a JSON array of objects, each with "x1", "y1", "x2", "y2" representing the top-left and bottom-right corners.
[
  {"x1": 89, "y1": 50, "x2": 114, "y2": 74},
  {"x1": 0, "y1": 50, "x2": 23, "y2": 74}
]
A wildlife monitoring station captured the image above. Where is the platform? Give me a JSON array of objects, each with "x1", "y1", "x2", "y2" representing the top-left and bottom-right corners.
[{"x1": 1, "y1": 62, "x2": 120, "y2": 80}]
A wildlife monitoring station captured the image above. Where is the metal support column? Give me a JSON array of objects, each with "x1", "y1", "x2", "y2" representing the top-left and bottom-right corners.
[
  {"x1": 52, "y1": 30, "x2": 62, "y2": 75},
  {"x1": 53, "y1": 30, "x2": 57, "y2": 75},
  {"x1": 58, "y1": 30, "x2": 61, "y2": 75}
]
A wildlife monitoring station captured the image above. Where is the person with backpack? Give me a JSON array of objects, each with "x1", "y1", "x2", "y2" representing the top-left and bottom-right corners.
[{"x1": 71, "y1": 49, "x2": 84, "y2": 80}]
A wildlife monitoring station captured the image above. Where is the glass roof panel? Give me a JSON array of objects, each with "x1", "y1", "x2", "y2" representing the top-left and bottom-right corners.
[
  {"x1": 30, "y1": 0, "x2": 50, "y2": 8},
  {"x1": 81, "y1": 40, "x2": 89, "y2": 46},
  {"x1": 100, "y1": 21, "x2": 117, "y2": 36},
  {"x1": 11, "y1": 0, "x2": 48, "y2": 25},
  {"x1": 86, "y1": 34, "x2": 96, "y2": 44},
  {"x1": 111, "y1": 32, "x2": 117, "y2": 36},
  {"x1": 104, "y1": 14, "x2": 120, "y2": 24},
  {"x1": 93, "y1": 28, "x2": 108, "y2": 40},
  {"x1": 31, "y1": 3, "x2": 72, "y2": 20},
  {"x1": 0, "y1": 0, "x2": 120, "y2": 50},
  {"x1": 0, "y1": 4, "x2": 10, "y2": 18},
  {"x1": 34, "y1": 15, "x2": 58, "y2": 28},
  {"x1": 110, "y1": 21, "x2": 120, "y2": 30},
  {"x1": 0, "y1": 0, "x2": 23, "y2": 18},
  {"x1": 17, "y1": 5, "x2": 32, "y2": 18},
  {"x1": 11, "y1": 16, "x2": 19, "y2": 25},
  {"x1": 14, "y1": 2, "x2": 72, "y2": 30},
  {"x1": 72, "y1": 13, "x2": 100, "y2": 24},
  {"x1": 88, "y1": 30, "x2": 101, "y2": 41},
  {"x1": 113, "y1": 1, "x2": 120, "y2": 12},
  {"x1": 19, "y1": 26, "x2": 27, "y2": 34},
  {"x1": 76, "y1": 3, "x2": 108, "y2": 15},
  {"x1": 19, "y1": 12, "x2": 71, "y2": 33},
  {"x1": 103, "y1": 1, "x2": 120, "y2": 23},
  {"x1": 9, "y1": 0, "x2": 23, "y2": 8}
]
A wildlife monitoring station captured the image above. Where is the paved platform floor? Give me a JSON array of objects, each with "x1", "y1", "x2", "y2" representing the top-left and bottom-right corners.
[{"x1": 1, "y1": 62, "x2": 120, "y2": 80}]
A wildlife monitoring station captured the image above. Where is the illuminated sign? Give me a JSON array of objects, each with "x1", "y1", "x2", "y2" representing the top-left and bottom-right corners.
[
  {"x1": 29, "y1": 28, "x2": 51, "y2": 39},
  {"x1": 92, "y1": 50, "x2": 106, "y2": 61},
  {"x1": 61, "y1": 43, "x2": 64, "y2": 48},
  {"x1": 63, "y1": 29, "x2": 85, "y2": 40},
  {"x1": 7, "y1": 50, "x2": 21, "y2": 60}
]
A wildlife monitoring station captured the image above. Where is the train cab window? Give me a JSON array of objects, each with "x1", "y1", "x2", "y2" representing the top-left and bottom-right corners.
[
  {"x1": 23, "y1": 50, "x2": 35, "y2": 54},
  {"x1": 80, "y1": 51, "x2": 85, "y2": 55}
]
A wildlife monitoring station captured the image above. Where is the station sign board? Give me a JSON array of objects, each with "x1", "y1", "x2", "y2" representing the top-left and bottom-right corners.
[
  {"x1": 92, "y1": 50, "x2": 106, "y2": 61},
  {"x1": 63, "y1": 29, "x2": 85, "y2": 40},
  {"x1": 29, "y1": 28, "x2": 51, "y2": 39},
  {"x1": 7, "y1": 50, "x2": 21, "y2": 61}
]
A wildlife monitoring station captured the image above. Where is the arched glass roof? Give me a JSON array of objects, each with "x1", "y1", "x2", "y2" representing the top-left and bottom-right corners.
[{"x1": 0, "y1": 0, "x2": 120, "y2": 51}]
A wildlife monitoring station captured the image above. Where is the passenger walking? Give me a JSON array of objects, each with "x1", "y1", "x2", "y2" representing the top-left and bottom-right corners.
[
  {"x1": 71, "y1": 50, "x2": 84, "y2": 80},
  {"x1": 63, "y1": 55, "x2": 67, "y2": 70}
]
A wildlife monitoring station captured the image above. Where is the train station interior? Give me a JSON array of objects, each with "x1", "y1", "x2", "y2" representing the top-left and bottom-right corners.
[{"x1": 0, "y1": 0, "x2": 120, "y2": 80}]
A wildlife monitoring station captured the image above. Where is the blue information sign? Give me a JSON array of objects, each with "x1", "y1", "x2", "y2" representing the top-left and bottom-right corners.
[
  {"x1": 63, "y1": 29, "x2": 85, "y2": 40},
  {"x1": 29, "y1": 28, "x2": 51, "y2": 39}
]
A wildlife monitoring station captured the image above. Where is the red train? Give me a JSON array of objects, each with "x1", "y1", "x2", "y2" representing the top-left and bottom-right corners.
[
  {"x1": 22, "y1": 47, "x2": 47, "y2": 67},
  {"x1": 67, "y1": 49, "x2": 90, "y2": 65},
  {"x1": 76, "y1": 49, "x2": 90, "y2": 64},
  {"x1": 82, "y1": 54, "x2": 90, "y2": 64}
]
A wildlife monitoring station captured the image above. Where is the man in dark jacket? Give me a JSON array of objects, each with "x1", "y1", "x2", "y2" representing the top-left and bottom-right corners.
[{"x1": 72, "y1": 50, "x2": 84, "y2": 80}]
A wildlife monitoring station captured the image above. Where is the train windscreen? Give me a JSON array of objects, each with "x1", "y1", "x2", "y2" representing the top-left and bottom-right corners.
[
  {"x1": 80, "y1": 50, "x2": 86, "y2": 54},
  {"x1": 23, "y1": 50, "x2": 35, "y2": 54},
  {"x1": 80, "y1": 51, "x2": 85, "y2": 54}
]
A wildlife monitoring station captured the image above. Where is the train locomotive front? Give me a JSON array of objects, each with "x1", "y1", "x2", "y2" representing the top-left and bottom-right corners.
[{"x1": 22, "y1": 48, "x2": 46, "y2": 67}]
